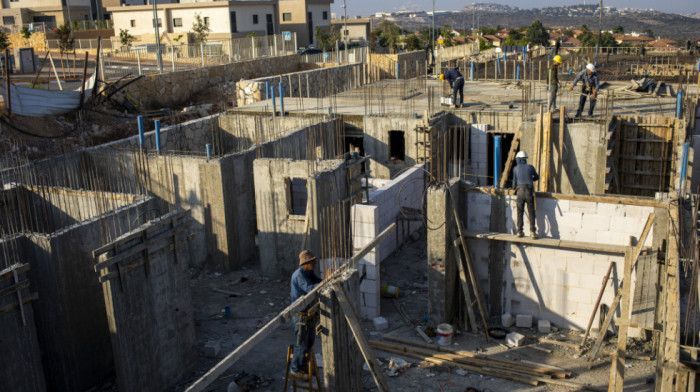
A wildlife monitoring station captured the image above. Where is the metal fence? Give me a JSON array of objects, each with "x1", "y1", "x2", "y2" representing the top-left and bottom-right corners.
[{"x1": 300, "y1": 47, "x2": 369, "y2": 64}]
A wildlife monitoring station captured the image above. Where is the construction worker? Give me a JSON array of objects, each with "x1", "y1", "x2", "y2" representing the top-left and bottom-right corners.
[
  {"x1": 569, "y1": 63, "x2": 600, "y2": 118},
  {"x1": 512, "y1": 151, "x2": 539, "y2": 239},
  {"x1": 443, "y1": 66, "x2": 464, "y2": 108},
  {"x1": 548, "y1": 55, "x2": 562, "y2": 112},
  {"x1": 289, "y1": 250, "x2": 322, "y2": 379}
]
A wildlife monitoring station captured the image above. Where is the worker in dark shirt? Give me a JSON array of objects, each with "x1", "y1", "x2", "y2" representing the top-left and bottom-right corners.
[
  {"x1": 512, "y1": 151, "x2": 539, "y2": 239},
  {"x1": 289, "y1": 250, "x2": 322, "y2": 379},
  {"x1": 443, "y1": 66, "x2": 464, "y2": 108},
  {"x1": 548, "y1": 55, "x2": 562, "y2": 112},
  {"x1": 569, "y1": 63, "x2": 601, "y2": 118}
]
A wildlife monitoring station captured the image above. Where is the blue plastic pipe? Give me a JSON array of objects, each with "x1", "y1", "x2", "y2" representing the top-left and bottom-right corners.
[
  {"x1": 271, "y1": 86, "x2": 276, "y2": 115},
  {"x1": 137, "y1": 115, "x2": 144, "y2": 147},
  {"x1": 680, "y1": 142, "x2": 689, "y2": 194},
  {"x1": 496, "y1": 58, "x2": 500, "y2": 75},
  {"x1": 470, "y1": 61, "x2": 474, "y2": 81},
  {"x1": 206, "y1": 144, "x2": 212, "y2": 161},
  {"x1": 154, "y1": 120, "x2": 161, "y2": 154},
  {"x1": 494, "y1": 136, "x2": 502, "y2": 188},
  {"x1": 396, "y1": 63, "x2": 400, "y2": 80},
  {"x1": 516, "y1": 65, "x2": 521, "y2": 80},
  {"x1": 279, "y1": 82, "x2": 284, "y2": 117},
  {"x1": 677, "y1": 90, "x2": 683, "y2": 118},
  {"x1": 266, "y1": 82, "x2": 270, "y2": 99}
]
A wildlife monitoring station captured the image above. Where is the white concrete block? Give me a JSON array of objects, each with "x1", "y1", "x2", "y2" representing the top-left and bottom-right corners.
[
  {"x1": 352, "y1": 222, "x2": 377, "y2": 238},
  {"x1": 361, "y1": 305, "x2": 378, "y2": 319},
  {"x1": 361, "y1": 292, "x2": 379, "y2": 309},
  {"x1": 360, "y1": 260, "x2": 378, "y2": 280},
  {"x1": 569, "y1": 201, "x2": 598, "y2": 213},
  {"x1": 574, "y1": 229, "x2": 599, "y2": 243},
  {"x1": 351, "y1": 205, "x2": 378, "y2": 223},
  {"x1": 566, "y1": 258, "x2": 594, "y2": 275},
  {"x1": 360, "y1": 278, "x2": 379, "y2": 295},
  {"x1": 597, "y1": 202, "x2": 623, "y2": 216},
  {"x1": 567, "y1": 287, "x2": 592, "y2": 303},
  {"x1": 537, "y1": 320, "x2": 551, "y2": 333},
  {"x1": 502, "y1": 313, "x2": 514, "y2": 328},
  {"x1": 516, "y1": 314, "x2": 532, "y2": 328},
  {"x1": 204, "y1": 340, "x2": 221, "y2": 357},
  {"x1": 581, "y1": 214, "x2": 611, "y2": 231},
  {"x1": 506, "y1": 331, "x2": 525, "y2": 347},
  {"x1": 373, "y1": 316, "x2": 389, "y2": 331},
  {"x1": 556, "y1": 212, "x2": 583, "y2": 228}
]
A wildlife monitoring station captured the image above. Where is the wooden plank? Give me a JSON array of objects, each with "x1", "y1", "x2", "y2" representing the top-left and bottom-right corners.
[
  {"x1": 334, "y1": 284, "x2": 390, "y2": 392},
  {"x1": 631, "y1": 252, "x2": 657, "y2": 329},
  {"x1": 557, "y1": 107, "x2": 565, "y2": 192},
  {"x1": 660, "y1": 199, "x2": 681, "y2": 391},
  {"x1": 499, "y1": 128, "x2": 521, "y2": 188},
  {"x1": 0, "y1": 263, "x2": 30, "y2": 281},
  {"x1": 184, "y1": 223, "x2": 396, "y2": 392},
  {"x1": 0, "y1": 292, "x2": 38, "y2": 317},
  {"x1": 610, "y1": 246, "x2": 634, "y2": 392},
  {"x1": 460, "y1": 187, "x2": 669, "y2": 208},
  {"x1": 0, "y1": 279, "x2": 30, "y2": 300},
  {"x1": 460, "y1": 231, "x2": 629, "y2": 254},
  {"x1": 452, "y1": 239, "x2": 478, "y2": 333}
]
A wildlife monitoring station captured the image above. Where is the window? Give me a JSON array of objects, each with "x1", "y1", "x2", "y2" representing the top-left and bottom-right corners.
[
  {"x1": 388, "y1": 131, "x2": 405, "y2": 161},
  {"x1": 266, "y1": 14, "x2": 273, "y2": 35},
  {"x1": 203, "y1": 17, "x2": 209, "y2": 26},
  {"x1": 285, "y1": 178, "x2": 308, "y2": 216},
  {"x1": 252, "y1": 14, "x2": 258, "y2": 24},
  {"x1": 322, "y1": 11, "x2": 328, "y2": 20},
  {"x1": 152, "y1": 18, "x2": 162, "y2": 28},
  {"x1": 2, "y1": 16, "x2": 15, "y2": 25},
  {"x1": 172, "y1": 18, "x2": 182, "y2": 27},
  {"x1": 282, "y1": 13, "x2": 292, "y2": 21},
  {"x1": 230, "y1": 12, "x2": 237, "y2": 33},
  {"x1": 344, "y1": 29, "x2": 348, "y2": 36},
  {"x1": 130, "y1": 19, "x2": 136, "y2": 27}
]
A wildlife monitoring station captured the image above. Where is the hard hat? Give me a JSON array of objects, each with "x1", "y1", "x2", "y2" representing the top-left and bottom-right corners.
[
  {"x1": 553, "y1": 55, "x2": 562, "y2": 64},
  {"x1": 439, "y1": 73, "x2": 445, "y2": 81},
  {"x1": 299, "y1": 250, "x2": 316, "y2": 266},
  {"x1": 586, "y1": 63, "x2": 596, "y2": 72},
  {"x1": 516, "y1": 151, "x2": 528, "y2": 159}
]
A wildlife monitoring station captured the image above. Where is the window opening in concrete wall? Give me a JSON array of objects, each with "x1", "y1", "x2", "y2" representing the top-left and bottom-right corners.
[
  {"x1": 283, "y1": 13, "x2": 292, "y2": 22},
  {"x1": 307, "y1": 12, "x2": 313, "y2": 44},
  {"x1": 266, "y1": 14, "x2": 273, "y2": 35},
  {"x1": 323, "y1": 11, "x2": 328, "y2": 20},
  {"x1": 2, "y1": 16, "x2": 15, "y2": 25},
  {"x1": 286, "y1": 178, "x2": 308, "y2": 216},
  {"x1": 253, "y1": 14, "x2": 258, "y2": 24},
  {"x1": 230, "y1": 12, "x2": 237, "y2": 33},
  {"x1": 389, "y1": 131, "x2": 405, "y2": 161},
  {"x1": 173, "y1": 18, "x2": 182, "y2": 27},
  {"x1": 487, "y1": 133, "x2": 514, "y2": 186}
]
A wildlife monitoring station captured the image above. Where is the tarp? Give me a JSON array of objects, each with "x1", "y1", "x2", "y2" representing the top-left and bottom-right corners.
[{"x1": 1, "y1": 72, "x2": 96, "y2": 117}]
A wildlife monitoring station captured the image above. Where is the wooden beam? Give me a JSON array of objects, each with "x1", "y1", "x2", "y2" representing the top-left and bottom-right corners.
[
  {"x1": 557, "y1": 107, "x2": 565, "y2": 192},
  {"x1": 499, "y1": 128, "x2": 521, "y2": 188},
  {"x1": 460, "y1": 231, "x2": 630, "y2": 254},
  {"x1": 334, "y1": 284, "x2": 390, "y2": 392},
  {"x1": 451, "y1": 238, "x2": 478, "y2": 333},
  {"x1": 184, "y1": 223, "x2": 396, "y2": 392}
]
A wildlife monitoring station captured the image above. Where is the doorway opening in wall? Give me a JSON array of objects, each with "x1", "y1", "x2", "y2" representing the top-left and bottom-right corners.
[
  {"x1": 389, "y1": 131, "x2": 405, "y2": 162},
  {"x1": 286, "y1": 178, "x2": 308, "y2": 216},
  {"x1": 487, "y1": 133, "x2": 514, "y2": 187}
]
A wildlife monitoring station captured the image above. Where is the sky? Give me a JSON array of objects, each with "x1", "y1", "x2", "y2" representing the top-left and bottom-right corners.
[{"x1": 331, "y1": 0, "x2": 700, "y2": 19}]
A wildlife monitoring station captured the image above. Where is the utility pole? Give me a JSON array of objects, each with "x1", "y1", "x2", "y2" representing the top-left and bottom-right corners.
[
  {"x1": 598, "y1": 0, "x2": 603, "y2": 49},
  {"x1": 432, "y1": 0, "x2": 436, "y2": 73},
  {"x1": 342, "y1": 0, "x2": 348, "y2": 63},
  {"x1": 152, "y1": 0, "x2": 163, "y2": 72}
]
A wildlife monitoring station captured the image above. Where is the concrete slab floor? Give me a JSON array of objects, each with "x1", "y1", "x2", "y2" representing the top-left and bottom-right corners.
[
  {"x1": 233, "y1": 80, "x2": 678, "y2": 119},
  {"x1": 157, "y1": 230, "x2": 655, "y2": 392}
]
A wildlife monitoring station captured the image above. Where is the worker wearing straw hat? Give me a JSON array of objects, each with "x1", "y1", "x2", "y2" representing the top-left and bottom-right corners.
[{"x1": 289, "y1": 250, "x2": 322, "y2": 379}]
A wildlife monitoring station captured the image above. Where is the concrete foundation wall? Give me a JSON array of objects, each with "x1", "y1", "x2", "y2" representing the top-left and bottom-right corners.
[
  {"x1": 236, "y1": 63, "x2": 363, "y2": 106},
  {"x1": 116, "y1": 54, "x2": 302, "y2": 110},
  {"x1": 351, "y1": 164, "x2": 425, "y2": 318},
  {"x1": 26, "y1": 197, "x2": 159, "y2": 392},
  {"x1": 0, "y1": 260, "x2": 46, "y2": 392},
  {"x1": 254, "y1": 158, "x2": 348, "y2": 278},
  {"x1": 363, "y1": 116, "x2": 434, "y2": 178}
]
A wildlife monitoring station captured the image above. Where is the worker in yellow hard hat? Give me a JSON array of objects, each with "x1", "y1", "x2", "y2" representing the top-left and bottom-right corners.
[
  {"x1": 548, "y1": 55, "x2": 562, "y2": 112},
  {"x1": 439, "y1": 73, "x2": 445, "y2": 81}
]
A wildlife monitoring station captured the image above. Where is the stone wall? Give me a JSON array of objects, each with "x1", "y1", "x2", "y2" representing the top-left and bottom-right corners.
[
  {"x1": 351, "y1": 164, "x2": 425, "y2": 318},
  {"x1": 236, "y1": 63, "x2": 362, "y2": 106},
  {"x1": 116, "y1": 54, "x2": 301, "y2": 110}
]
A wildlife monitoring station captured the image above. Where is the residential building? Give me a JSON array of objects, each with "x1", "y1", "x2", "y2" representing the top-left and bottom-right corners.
[
  {"x1": 278, "y1": 0, "x2": 332, "y2": 48},
  {"x1": 329, "y1": 17, "x2": 370, "y2": 45},
  {"x1": 0, "y1": 0, "x2": 98, "y2": 31},
  {"x1": 108, "y1": 0, "x2": 279, "y2": 42}
]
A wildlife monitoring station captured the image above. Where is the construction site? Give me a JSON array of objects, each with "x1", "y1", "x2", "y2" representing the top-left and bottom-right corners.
[{"x1": 1, "y1": 39, "x2": 700, "y2": 392}]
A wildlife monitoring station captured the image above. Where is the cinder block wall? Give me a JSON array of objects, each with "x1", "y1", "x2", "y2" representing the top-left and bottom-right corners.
[
  {"x1": 351, "y1": 164, "x2": 424, "y2": 318},
  {"x1": 465, "y1": 192, "x2": 657, "y2": 330},
  {"x1": 466, "y1": 125, "x2": 489, "y2": 186}
]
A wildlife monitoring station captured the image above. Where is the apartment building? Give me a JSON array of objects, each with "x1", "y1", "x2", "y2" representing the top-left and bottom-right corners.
[
  {"x1": 108, "y1": 0, "x2": 278, "y2": 42},
  {"x1": 278, "y1": 0, "x2": 332, "y2": 48},
  {"x1": 0, "y1": 0, "x2": 97, "y2": 30},
  {"x1": 330, "y1": 17, "x2": 371, "y2": 45}
]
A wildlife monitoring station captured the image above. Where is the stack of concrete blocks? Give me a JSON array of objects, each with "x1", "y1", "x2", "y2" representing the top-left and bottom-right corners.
[
  {"x1": 351, "y1": 165, "x2": 425, "y2": 318},
  {"x1": 464, "y1": 192, "x2": 493, "y2": 300},
  {"x1": 498, "y1": 195, "x2": 655, "y2": 330},
  {"x1": 236, "y1": 63, "x2": 362, "y2": 106},
  {"x1": 468, "y1": 125, "x2": 489, "y2": 186}
]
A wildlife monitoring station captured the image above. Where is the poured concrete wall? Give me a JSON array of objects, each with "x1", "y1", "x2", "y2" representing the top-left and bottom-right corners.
[
  {"x1": 25, "y1": 197, "x2": 158, "y2": 392},
  {"x1": 254, "y1": 159, "x2": 348, "y2": 278},
  {"x1": 427, "y1": 186, "x2": 668, "y2": 330},
  {"x1": 351, "y1": 164, "x2": 425, "y2": 318},
  {"x1": 0, "y1": 259, "x2": 46, "y2": 392}
]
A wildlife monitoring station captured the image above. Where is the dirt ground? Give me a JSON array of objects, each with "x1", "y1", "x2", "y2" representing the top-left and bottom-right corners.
[{"x1": 174, "y1": 228, "x2": 656, "y2": 392}]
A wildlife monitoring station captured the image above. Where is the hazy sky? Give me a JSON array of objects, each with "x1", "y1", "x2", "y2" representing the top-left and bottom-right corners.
[{"x1": 331, "y1": 1, "x2": 700, "y2": 18}]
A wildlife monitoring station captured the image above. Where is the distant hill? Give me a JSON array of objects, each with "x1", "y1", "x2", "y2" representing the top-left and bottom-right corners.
[{"x1": 398, "y1": 7, "x2": 700, "y2": 41}]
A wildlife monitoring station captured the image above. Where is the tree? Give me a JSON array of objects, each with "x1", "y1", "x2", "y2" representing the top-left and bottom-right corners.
[
  {"x1": 578, "y1": 31, "x2": 598, "y2": 47},
  {"x1": 599, "y1": 31, "x2": 617, "y2": 47},
  {"x1": 0, "y1": 31, "x2": 10, "y2": 52},
  {"x1": 478, "y1": 38, "x2": 493, "y2": 51},
  {"x1": 561, "y1": 29, "x2": 574, "y2": 37},
  {"x1": 418, "y1": 27, "x2": 440, "y2": 46},
  {"x1": 525, "y1": 19, "x2": 549, "y2": 46},
  {"x1": 191, "y1": 14, "x2": 210, "y2": 43},
  {"x1": 642, "y1": 28, "x2": 654, "y2": 38},
  {"x1": 20, "y1": 26, "x2": 31, "y2": 41},
  {"x1": 404, "y1": 34, "x2": 422, "y2": 51},
  {"x1": 373, "y1": 20, "x2": 401, "y2": 52},
  {"x1": 478, "y1": 26, "x2": 498, "y2": 36},
  {"x1": 612, "y1": 25, "x2": 624, "y2": 34},
  {"x1": 315, "y1": 26, "x2": 339, "y2": 50},
  {"x1": 440, "y1": 24, "x2": 455, "y2": 47},
  {"x1": 119, "y1": 29, "x2": 135, "y2": 49},
  {"x1": 55, "y1": 23, "x2": 74, "y2": 53},
  {"x1": 580, "y1": 24, "x2": 590, "y2": 32}
]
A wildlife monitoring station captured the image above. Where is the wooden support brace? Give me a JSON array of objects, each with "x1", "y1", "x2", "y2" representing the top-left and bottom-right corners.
[{"x1": 451, "y1": 238, "x2": 478, "y2": 333}]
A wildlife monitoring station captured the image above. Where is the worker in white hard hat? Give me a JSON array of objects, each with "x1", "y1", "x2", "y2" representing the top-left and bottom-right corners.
[
  {"x1": 548, "y1": 55, "x2": 562, "y2": 112},
  {"x1": 569, "y1": 63, "x2": 601, "y2": 118},
  {"x1": 512, "y1": 151, "x2": 539, "y2": 239}
]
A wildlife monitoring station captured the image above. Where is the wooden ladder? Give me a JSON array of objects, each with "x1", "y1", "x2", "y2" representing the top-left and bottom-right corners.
[{"x1": 283, "y1": 345, "x2": 322, "y2": 392}]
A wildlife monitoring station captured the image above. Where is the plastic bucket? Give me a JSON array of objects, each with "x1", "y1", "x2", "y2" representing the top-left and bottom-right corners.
[
  {"x1": 381, "y1": 284, "x2": 399, "y2": 298},
  {"x1": 437, "y1": 323, "x2": 453, "y2": 346}
]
